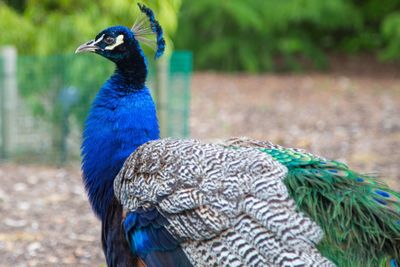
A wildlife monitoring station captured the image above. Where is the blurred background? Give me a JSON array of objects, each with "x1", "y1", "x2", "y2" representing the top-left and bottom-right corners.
[{"x1": 0, "y1": 0, "x2": 399, "y2": 266}]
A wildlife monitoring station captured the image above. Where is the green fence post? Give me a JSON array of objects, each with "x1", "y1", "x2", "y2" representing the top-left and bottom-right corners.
[
  {"x1": 0, "y1": 47, "x2": 18, "y2": 159},
  {"x1": 167, "y1": 51, "x2": 192, "y2": 138},
  {"x1": 156, "y1": 57, "x2": 169, "y2": 137}
]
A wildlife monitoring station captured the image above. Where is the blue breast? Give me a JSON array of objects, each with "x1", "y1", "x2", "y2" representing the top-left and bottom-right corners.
[{"x1": 81, "y1": 80, "x2": 159, "y2": 219}]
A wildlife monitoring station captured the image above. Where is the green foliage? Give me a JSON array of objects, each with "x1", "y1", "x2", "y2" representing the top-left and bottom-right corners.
[
  {"x1": 176, "y1": 0, "x2": 400, "y2": 71},
  {"x1": 0, "y1": 2, "x2": 34, "y2": 52},
  {"x1": 0, "y1": 0, "x2": 181, "y2": 55},
  {"x1": 381, "y1": 12, "x2": 400, "y2": 60}
]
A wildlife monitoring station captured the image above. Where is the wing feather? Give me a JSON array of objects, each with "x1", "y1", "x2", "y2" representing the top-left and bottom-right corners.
[{"x1": 114, "y1": 138, "x2": 334, "y2": 266}]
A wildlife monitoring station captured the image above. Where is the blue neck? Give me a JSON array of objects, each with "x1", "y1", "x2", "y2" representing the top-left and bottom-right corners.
[{"x1": 81, "y1": 70, "x2": 159, "y2": 219}]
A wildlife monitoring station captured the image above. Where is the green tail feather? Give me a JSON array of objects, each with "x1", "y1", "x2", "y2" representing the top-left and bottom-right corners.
[{"x1": 260, "y1": 147, "x2": 400, "y2": 267}]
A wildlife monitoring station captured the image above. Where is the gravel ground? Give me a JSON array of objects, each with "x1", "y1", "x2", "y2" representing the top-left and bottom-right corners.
[
  {"x1": 0, "y1": 71, "x2": 399, "y2": 266},
  {"x1": 0, "y1": 164, "x2": 105, "y2": 267},
  {"x1": 191, "y1": 72, "x2": 400, "y2": 189}
]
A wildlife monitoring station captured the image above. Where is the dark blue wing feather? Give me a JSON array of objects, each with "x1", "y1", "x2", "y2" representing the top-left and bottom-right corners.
[
  {"x1": 124, "y1": 208, "x2": 193, "y2": 267},
  {"x1": 143, "y1": 250, "x2": 194, "y2": 267}
]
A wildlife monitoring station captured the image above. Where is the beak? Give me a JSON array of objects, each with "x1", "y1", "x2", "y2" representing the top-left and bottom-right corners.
[{"x1": 75, "y1": 40, "x2": 99, "y2": 54}]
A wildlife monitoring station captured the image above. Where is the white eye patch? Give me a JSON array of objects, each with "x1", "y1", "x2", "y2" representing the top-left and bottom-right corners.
[
  {"x1": 92, "y1": 34, "x2": 105, "y2": 46},
  {"x1": 105, "y1": 35, "x2": 124, "y2": 50}
]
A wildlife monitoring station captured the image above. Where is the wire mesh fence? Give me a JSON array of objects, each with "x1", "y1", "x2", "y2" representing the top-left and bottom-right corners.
[{"x1": 0, "y1": 47, "x2": 192, "y2": 163}]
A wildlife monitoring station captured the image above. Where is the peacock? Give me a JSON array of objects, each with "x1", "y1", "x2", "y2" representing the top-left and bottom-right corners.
[{"x1": 76, "y1": 4, "x2": 400, "y2": 267}]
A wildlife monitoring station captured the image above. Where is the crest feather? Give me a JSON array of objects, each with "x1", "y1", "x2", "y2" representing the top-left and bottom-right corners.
[{"x1": 131, "y1": 3, "x2": 165, "y2": 59}]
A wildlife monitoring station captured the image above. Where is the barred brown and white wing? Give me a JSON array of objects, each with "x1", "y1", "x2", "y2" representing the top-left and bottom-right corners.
[{"x1": 114, "y1": 139, "x2": 335, "y2": 266}]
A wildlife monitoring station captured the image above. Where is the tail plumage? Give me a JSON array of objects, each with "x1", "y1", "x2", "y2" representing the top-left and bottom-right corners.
[{"x1": 226, "y1": 137, "x2": 400, "y2": 266}]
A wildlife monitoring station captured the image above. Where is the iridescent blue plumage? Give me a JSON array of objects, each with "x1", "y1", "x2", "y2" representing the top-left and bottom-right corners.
[
  {"x1": 77, "y1": 5, "x2": 191, "y2": 266},
  {"x1": 123, "y1": 208, "x2": 192, "y2": 266},
  {"x1": 82, "y1": 82, "x2": 159, "y2": 218}
]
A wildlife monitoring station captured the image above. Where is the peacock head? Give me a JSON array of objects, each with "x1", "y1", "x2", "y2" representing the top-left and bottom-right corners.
[{"x1": 75, "y1": 4, "x2": 165, "y2": 65}]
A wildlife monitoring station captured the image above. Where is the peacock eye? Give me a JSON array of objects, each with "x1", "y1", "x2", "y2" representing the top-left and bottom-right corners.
[{"x1": 104, "y1": 36, "x2": 115, "y2": 45}]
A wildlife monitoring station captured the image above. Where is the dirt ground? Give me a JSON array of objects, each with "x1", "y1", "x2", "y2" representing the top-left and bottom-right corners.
[
  {"x1": 0, "y1": 69, "x2": 399, "y2": 266},
  {"x1": 191, "y1": 71, "x2": 400, "y2": 189}
]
